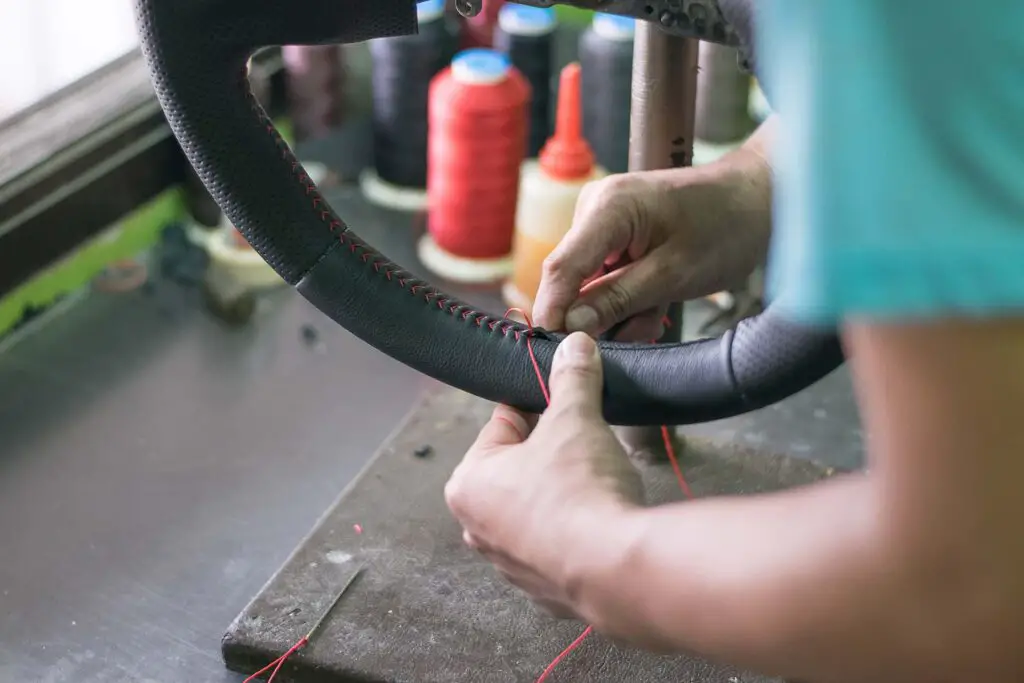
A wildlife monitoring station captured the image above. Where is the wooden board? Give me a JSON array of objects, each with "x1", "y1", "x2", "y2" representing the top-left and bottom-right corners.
[{"x1": 223, "y1": 387, "x2": 835, "y2": 682}]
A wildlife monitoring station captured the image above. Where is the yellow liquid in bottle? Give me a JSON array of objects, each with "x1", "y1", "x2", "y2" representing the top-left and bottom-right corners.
[{"x1": 509, "y1": 230, "x2": 561, "y2": 312}]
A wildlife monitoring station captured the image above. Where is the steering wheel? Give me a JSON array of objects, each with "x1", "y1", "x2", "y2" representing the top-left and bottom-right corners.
[{"x1": 133, "y1": 0, "x2": 843, "y2": 426}]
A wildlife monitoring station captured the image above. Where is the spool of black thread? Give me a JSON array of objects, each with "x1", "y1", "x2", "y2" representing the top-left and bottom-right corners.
[
  {"x1": 368, "y1": 0, "x2": 458, "y2": 191},
  {"x1": 579, "y1": 13, "x2": 635, "y2": 174},
  {"x1": 493, "y1": 5, "x2": 557, "y2": 158}
]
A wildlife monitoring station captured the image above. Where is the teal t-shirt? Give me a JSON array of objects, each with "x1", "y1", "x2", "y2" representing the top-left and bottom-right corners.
[{"x1": 757, "y1": 1, "x2": 1024, "y2": 325}]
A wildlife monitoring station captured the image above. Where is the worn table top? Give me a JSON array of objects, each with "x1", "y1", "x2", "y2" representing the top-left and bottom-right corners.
[{"x1": 223, "y1": 388, "x2": 835, "y2": 683}]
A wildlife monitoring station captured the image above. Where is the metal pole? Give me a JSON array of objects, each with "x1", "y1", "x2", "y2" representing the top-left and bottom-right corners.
[{"x1": 614, "y1": 21, "x2": 699, "y2": 461}]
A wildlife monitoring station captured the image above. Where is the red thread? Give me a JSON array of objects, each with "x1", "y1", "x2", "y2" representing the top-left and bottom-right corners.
[
  {"x1": 504, "y1": 308, "x2": 548, "y2": 404},
  {"x1": 512, "y1": 321, "x2": 691, "y2": 683},
  {"x1": 242, "y1": 635, "x2": 308, "y2": 683},
  {"x1": 353, "y1": 523, "x2": 363, "y2": 535},
  {"x1": 535, "y1": 625, "x2": 593, "y2": 683},
  {"x1": 426, "y1": 50, "x2": 530, "y2": 261},
  {"x1": 662, "y1": 424, "x2": 692, "y2": 499}
]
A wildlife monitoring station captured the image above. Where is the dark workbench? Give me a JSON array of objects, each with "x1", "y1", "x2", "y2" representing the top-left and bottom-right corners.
[
  {"x1": 0, "y1": 121, "x2": 861, "y2": 682},
  {"x1": 221, "y1": 388, "x2": 837, "y2": 683}
]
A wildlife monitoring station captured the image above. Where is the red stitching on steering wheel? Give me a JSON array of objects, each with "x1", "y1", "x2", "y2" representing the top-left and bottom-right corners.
[{"x1": 256, "y1": 105, "x2": 535, "y2": 342}]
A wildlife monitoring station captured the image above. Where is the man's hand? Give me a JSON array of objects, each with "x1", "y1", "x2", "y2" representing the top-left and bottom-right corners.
[
  {"x1": 533, "y1": 119, "x2": 776, "y2": 340},
  {"x1": 445, "y1": 332, "x2": 643, "y2": 616}
]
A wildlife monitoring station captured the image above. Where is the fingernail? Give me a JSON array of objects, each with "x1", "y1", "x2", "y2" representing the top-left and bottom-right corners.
[
  {"x1": 565, "y1": 305, "x2": 598, "y2": 333},
  {"x1": 556, "y1": 332, "x2": 597, "y2": 361}
]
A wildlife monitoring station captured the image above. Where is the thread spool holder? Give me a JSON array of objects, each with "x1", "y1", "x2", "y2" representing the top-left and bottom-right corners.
[{"x1": 612, "y1": 21, "x2": 697, "y2": 461}]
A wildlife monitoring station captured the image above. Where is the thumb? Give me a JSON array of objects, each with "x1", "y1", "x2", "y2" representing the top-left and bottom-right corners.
[{"x1": 547, "y1": 332, "x2": 604, "y2": 417}]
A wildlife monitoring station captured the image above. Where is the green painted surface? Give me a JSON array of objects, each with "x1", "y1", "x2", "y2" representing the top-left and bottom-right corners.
[
  {"x1": 0, "y1": 189, "x2": 186, "y2": 337},
  {"x1": 0, "y1": 117, "x2": 294, "y2": 338},
  {"x1": 277, "y1": 118, "x2": 295, "y2": 147},
  {"x1": 554, "y1": 5, "x2": 594, "y2": 25}
]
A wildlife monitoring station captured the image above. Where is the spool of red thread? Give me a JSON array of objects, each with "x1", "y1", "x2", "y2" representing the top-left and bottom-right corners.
[{"x1": 419, "y1": 49, "x2": 530, "y2": 283}]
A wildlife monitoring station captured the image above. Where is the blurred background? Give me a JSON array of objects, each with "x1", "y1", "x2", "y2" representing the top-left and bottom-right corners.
[{"x1": 0, "y1": 0, "x2": 137, "y2": 119}]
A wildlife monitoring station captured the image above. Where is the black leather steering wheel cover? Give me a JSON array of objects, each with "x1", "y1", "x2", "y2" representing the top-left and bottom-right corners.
[{"x1": 134, "y1": 0, "x2": 843, "y2": 426}]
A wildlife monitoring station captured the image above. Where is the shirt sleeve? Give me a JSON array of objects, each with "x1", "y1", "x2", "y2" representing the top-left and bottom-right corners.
[{"x1": 756, "y1": 1, "x2": 1024, "y2": 325}]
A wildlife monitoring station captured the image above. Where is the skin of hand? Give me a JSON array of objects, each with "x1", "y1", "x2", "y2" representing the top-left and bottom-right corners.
[
  {"x1": 444, "y1": 332, "x2": 644, "y2": 619},
  {"x1": 532, "y1": 118, "x2": 776, "y2": 340},
  {"x1": 448, "y1": 321, "x2": 1024, "y2": 683}
]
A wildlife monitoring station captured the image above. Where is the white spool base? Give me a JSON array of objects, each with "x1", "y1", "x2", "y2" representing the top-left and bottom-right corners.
[
  {"x1": 203, "y1": 221, "x2": 285, "y2": 290},
  {"x1": 359, "y1": 168, "x2": 428, "y2": 212},
  {"x1": 693, "y1": 138, "x2": 745, "y2": 166},
  {"x1": 417, "y1": 234, "x2": 513, "y2": 285},
  {"x1": 303, "y1": 160, "x2": 332, "y2": 187}
]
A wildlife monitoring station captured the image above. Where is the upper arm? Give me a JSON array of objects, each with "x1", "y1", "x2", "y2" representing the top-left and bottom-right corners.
[{"x1": 757, "y1": 0, "x2": 1024, "y2": 325}]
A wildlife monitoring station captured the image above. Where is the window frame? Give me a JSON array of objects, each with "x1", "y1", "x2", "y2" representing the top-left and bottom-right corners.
[{"x1": 0, "y1": 48, "x2": 286, "y2": 299}]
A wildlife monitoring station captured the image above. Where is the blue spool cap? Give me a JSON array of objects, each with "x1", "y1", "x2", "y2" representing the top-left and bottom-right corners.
[
  {"x1": 497, "y1": 4, "x2": 558, "y2": 36},
  {"x1": 416, "y1": 0, "x2": 446, "y2": 22},
  {"x1": 592, "y1": 12, "x2": 636, "y2": 40},
  {"x1": 451, "y1": 48, "x2": 512, "y2": 84}
]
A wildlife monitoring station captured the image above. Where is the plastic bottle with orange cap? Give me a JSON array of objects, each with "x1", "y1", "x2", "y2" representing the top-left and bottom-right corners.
[{"x1": 503, "y1": 62, "x2": 606, "y2": 312}]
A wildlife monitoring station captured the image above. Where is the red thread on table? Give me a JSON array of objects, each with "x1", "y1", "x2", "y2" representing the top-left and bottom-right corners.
[
  {"x1": 426, "y1": 51, "x2": 530, "y2": 261},
  {"x1": 242, "y1": 635, "x2": 308, "y2": 683},
  {"x1": 662, "y1": 424, "x2": 692, "y2": 499},
  {"x1": 508, "y1": 315, "x2": 692, "y2": 682},
  {"x1": 535, "y1": 625, "x2": 594, "y2": 683}
]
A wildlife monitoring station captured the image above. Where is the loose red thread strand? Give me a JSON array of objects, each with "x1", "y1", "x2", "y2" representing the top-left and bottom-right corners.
[
  {"x1": 506, "y1": 311, "x2": 692, "y2": 682},
  {"x1": 242, "y1": 636, "x2": 309, "y2": 683},
  {"x1": 535, "y1": 625, "x2": 594, "y2": 683}
]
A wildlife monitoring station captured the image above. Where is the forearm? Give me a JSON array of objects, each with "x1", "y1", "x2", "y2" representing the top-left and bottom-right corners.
[
  {"x1": 561, "y1": 474, "x2": 916, "y2": 683},
  {"x1": 557, "y1": 318, "x2": 1024, "y2": 682}
]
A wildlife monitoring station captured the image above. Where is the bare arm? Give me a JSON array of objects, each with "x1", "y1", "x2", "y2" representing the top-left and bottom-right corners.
[{"x1": 562, "y1": 318, "x2": 1024, "y2": 682}]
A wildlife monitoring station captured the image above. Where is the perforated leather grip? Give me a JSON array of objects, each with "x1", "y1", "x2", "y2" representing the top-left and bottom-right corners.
[{"x1": 134, "y1": 0, "x2": 843, "y2": 426}]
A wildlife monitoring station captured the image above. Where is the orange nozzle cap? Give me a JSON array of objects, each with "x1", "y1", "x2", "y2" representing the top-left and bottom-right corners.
[{"x1": 539, "y1": 62, "x2": 595, "y2": 181}]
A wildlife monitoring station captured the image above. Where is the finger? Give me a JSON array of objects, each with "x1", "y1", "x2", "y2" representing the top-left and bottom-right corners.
[
  {"x1": 533, "y1": 187, "x2": 640, "y2": 332},
  {"x1": 547, "y1": 332, "x2": 604, "y2": 417},
  {"x1": 469, "y1": 404, "x2": 532, "y2": 455},
  {"x1": 612, "y1": 306, "x2": 669, "y2": 342},
  {"x1": 568, "y1": 247, "x2": 673, "y2": 335}
]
